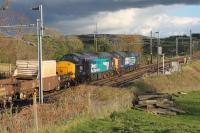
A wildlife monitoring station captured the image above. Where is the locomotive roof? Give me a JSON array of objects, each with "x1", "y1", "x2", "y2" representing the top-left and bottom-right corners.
[
  {"x1": 60, "y1": 51, "x2": 137, "y2": 63},
  {"x1": 98, "y1": 52, "x2": 113, "y2": 58},
  {"x1": 81, "y1": 53, "x2": 98, "y2": 60},
  {"x1": 112, "y1": 51, "x2": 126, "y2": 57},
  {"x1": 124, "y1": 51, "x2": 136, "y2": 56}
]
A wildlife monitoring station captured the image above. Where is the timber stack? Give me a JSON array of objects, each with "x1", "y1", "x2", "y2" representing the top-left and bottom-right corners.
[{"x1": 134, "y1": 93, "x2": 186, "y2": 115}]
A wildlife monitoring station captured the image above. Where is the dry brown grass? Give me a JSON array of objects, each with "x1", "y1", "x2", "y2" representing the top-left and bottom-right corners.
[{"x1": 0, "y1": 85, "x2": 134, "y2": 133}]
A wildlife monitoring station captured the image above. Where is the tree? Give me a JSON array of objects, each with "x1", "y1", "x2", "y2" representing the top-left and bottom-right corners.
[
  {"x1": 117, "y1": 35, "x2": 144, "y2": 54},
  {"x1": 97, "y1": 35, "x2": 112, "y2": 52},
  {"x1": 66, "y1": 35, "x2": 84, "y2": 53}
]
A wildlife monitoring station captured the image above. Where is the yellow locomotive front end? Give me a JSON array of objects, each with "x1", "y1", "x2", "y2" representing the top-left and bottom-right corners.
[{"x1": 56, "y1": 61, "x2": 76, "y2": 79}]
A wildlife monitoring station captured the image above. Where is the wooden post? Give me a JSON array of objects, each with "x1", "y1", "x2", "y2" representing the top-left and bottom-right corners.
[
  {"x1": 9, "y1": 100, "x2": 13, "y2": 117},
  {"x1": 157, "y1": 54, "x2": 159, "y2": 75},
  {"x1": 33, "y1": 91, "x2": 39, "y2": 133},
  {"x1": 176, "y1": 38, "x2": 178, "y2": 57},
  {"x1": 9, "y1": 64, "x2": 12, "y2": 76},
  {"x1": 3, "y1": 100, "x2": 6, "y2": 110},
  {"x1": 190, "y1": 30, "x2": 192, "y2": 61}
]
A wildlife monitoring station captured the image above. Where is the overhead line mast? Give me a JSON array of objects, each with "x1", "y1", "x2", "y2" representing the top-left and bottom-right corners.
[{"x1": 0, "y1": 0, "x2": 10, "y2": 10}]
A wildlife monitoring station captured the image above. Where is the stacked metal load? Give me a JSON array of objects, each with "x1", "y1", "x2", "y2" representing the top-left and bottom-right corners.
[
  {"x1": 13, "y1": 60, "x2": 57, "y2": 79},
  {"x1": 13, "y1": 60, "x2": 38, "y2": 79}
]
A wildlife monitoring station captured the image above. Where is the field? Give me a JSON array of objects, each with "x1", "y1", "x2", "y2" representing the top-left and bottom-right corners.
[
  {"x1": 1, "y1": 60, "x2": 200, "y2": 133},
  {"x1": 42, "y1": 60, "x2": 200, "y2": 133},
  {"x1": 132, "y1": 60, "x2": 200, "y2": 94},
  {"x1": 0, "y1": 85, "x2": 134, "y2": 133},
  {"x1": 45, "y1": 91, "x2": 200, "y2": 133}
]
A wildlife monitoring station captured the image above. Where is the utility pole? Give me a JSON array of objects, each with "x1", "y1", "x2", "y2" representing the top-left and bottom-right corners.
[
  {"x1": 94, "y1": 22, "x2": 98, "y2": 52},
  {"x1": 176, "y1": 37, "x2": 178, "y2": 56},
  {"x1": 94, "y1": 32, "x2": 96, "y2": 52},
  {"x1": 190, "y1": 29, "x2": 193, "y2": 61},
  {"x1": 33, "y1": 4, "x2": 44, "y2": 104},
  {"x1": 36, "y1": 19, "x2": 41, "y2": 103},
  {"x1": 155, "y1": 32, "x2": 160, "y2": 75},
  {"x1": 39, "y1": 4, "x2": 44, "y2": 104},
  {"x1": 150, "y1": 31, "x2": 153, "y2": 64},
  {"x1": 0, "y1": 0, "x2": 10, "y2": 10},
  {"x1": 162, "y1": 54, "x2": 165, "y2": 74}
]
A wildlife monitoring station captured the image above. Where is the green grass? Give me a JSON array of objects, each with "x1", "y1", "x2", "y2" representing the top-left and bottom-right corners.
[{"x1": 57, "y1": 91, "x2": 200, "y2": 133}]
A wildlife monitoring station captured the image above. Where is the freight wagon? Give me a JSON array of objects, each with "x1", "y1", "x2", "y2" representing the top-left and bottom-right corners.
[{"x1": 0, "y1": 60, "x2": 60, "y2": 102}]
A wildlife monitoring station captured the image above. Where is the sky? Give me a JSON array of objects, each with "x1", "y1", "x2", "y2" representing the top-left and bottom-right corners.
[{"x1": 2, "y1": 0, "x2": 200, "y2": 36}]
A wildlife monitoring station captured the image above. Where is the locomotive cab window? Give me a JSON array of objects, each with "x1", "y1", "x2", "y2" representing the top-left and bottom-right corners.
[{"x1": 80, "y1": 66, "x2": 83, "y2": 72}]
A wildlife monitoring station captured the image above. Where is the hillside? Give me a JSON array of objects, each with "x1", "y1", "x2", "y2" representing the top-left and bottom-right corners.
[
  {"x1": 0, "y1": 86, "x2": 134, "y2": 133},
  {"x1": 62, "y1": 91, "x2": 200, "y2": 133},
  {"x1": 0, "y1": 34, "x2": 146, "y2": 64},
  {"x1": 78, "y1": 34, "x2": 145, "y2": 53},
  {"x1": 0, "y1": 59, "x2": 200, "y2": 132},
  {"x1": 134, "y1": 60, "x2": 200, "y2": 94},
  {"x1": 40, "y1": 60, "x2": 200, "y2": 133},
  {"x1": 0, "y1": 34, "x2": 84, "y2": 63},
  {"x1": 0, "y1": 36, "x2": 37, "y2": 63},
  {"x1": 2, "y1": 33, "x2": 197, "y2": 65}
]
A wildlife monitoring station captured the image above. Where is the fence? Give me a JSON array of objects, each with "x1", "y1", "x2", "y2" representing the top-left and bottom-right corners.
[{"x1": 0, "y1": 63, "x2": 15, "y2": 79}]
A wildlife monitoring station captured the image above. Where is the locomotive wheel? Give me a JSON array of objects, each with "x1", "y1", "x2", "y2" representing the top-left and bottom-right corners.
[
  {"x1": 74, "y1": 80, "x2": 79, "y2": 86},
  {"x1": 64, "y1": 82, "x2": 70, "y2": 88},
  {"x1": 56, "y1": 84, "x2": 61, "y2": 91}
]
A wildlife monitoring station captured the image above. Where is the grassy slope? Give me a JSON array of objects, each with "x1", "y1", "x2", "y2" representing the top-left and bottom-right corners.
[
  {"x1": 133, "y1": 60, "x2": 200, "y2": 94},
  {"x1": 0, "y1": 34, "x2": 145, "y2": 64},
  {"x1": 0, "y1": 85, "x2": 134, "y2": 133},
  {"x1": 55, "y1": 91, "x2": 200, "y2": 133},
  {"x1": 50, "y1": 60, "x2": 200, "y2": 133}
]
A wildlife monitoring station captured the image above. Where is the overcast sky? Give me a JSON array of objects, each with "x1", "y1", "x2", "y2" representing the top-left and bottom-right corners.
[{"x1": 3, "y1": 0, "x2": 200, "y2": 36}]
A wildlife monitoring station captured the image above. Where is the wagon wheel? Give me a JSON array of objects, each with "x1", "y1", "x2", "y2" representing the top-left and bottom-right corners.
[{"x1": 56, "y1": 83, "x2": 61, "y2": 90}]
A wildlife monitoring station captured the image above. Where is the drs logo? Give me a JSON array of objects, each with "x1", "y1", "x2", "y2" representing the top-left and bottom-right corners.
[
  {"x1": 91, "y1": 58, "x2": 110, "y2": 73},
  {"x1": 125, "y1": 57, "x2": 136, "y2": 66}
]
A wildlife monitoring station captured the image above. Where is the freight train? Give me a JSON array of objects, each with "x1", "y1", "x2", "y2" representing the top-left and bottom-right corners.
[{"x1": 0, "y1": 51, "x2": 139, "y2": 102}]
